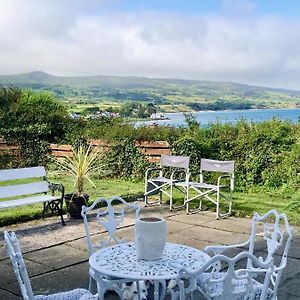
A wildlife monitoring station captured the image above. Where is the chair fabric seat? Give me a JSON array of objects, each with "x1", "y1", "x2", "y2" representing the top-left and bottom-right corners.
[
  {"x1": 189, "y1": 182, "x2": 226, "y2": 189},
  {"x1": 151, "y1": 176, "x2": 179, "y2": 184},
  {"x1": 197, "y1": 273, "x2": 273, "y2": 299},
  {"x1": 35, "y1": 288, "x2": 95, "y2": 300}
]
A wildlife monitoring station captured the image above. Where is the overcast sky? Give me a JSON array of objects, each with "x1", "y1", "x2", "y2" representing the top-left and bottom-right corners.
[{"x1": 1, "y1": 0, "x2": 300, "y2": 89}]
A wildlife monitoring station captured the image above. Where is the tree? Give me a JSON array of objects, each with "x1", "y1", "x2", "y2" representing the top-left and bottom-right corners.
[{"x1": 0, "y1": 87, "x2": 69, "y2": 166}]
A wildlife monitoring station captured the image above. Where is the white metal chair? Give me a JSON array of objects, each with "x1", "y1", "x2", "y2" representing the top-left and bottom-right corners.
[
  {"x1": 204, "y1": 210, "x2": 294, "y2": 300},
  {"x1": 4, "y1": 231, "x2": 96, "y2": 300},
  {"x1": 171, "y1": 251, "x2": 275, "y2": 300},
  {"x1": 184, "y1": 158, "x2": 235, "y2": 219},
  {"x1": 144, "y1": 154, "x2": 190, "y2": 210},
  {"x1": 81, "y1": 195, "x2": 141, "y2": 298}
]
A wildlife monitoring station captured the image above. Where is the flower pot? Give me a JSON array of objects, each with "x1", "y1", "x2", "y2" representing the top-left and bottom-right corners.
[
  {"x1": 64, "y1": 193, "x2": 89, "y2": 219},
  {"x1": 135, "y1": 217, "x2": 167, "y2": 260}
]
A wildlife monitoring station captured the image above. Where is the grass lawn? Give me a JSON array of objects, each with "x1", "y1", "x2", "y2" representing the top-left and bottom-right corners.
[{"x1": 0, "y1": 175, "x2": 299, "y2": 226}]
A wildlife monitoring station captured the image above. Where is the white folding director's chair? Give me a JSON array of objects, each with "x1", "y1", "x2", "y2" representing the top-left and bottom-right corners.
[
  {"x1": 144, "y1": 154, "x2": 190, "y2": 210},
  {"x1": 185, "y1": 158, "x2": 235, "y2": 219}
]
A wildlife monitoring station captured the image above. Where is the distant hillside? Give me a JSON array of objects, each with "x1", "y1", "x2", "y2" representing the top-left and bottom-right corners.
[{"x1": 0, "y1": 71, "x2": 300, "y2": 110}]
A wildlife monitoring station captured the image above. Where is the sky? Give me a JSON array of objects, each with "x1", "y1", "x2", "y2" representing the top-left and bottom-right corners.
[{"x1": 1, "y1": 0, "x2": 300, "y2": 89}]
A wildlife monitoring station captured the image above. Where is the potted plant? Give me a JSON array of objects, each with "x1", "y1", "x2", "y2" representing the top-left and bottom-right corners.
[{"x1": 57, "y1": 143, "x2": 101, "y2": 218}]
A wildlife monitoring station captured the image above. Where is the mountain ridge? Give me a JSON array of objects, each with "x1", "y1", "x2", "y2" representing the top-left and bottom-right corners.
[
  {"x1": 0, "y1": 71, "x2": 299, "y2": 94},
  {"x1": 1, "y1": 71, "x2": 300, "y2": 110}
]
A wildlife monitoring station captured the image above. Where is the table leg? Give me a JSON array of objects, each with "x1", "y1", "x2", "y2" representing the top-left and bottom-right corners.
[
  {"x1": 154, "y1": 280, "x2": 159, "y2": 300},
  {"x1": 159, "y1": 280, "x2": 166, "y2": 300}
]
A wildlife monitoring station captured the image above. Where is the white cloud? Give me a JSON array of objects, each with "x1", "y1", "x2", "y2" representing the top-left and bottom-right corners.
[{"x1": 1, "y1": 0, "x2": 300, "y2": 89}]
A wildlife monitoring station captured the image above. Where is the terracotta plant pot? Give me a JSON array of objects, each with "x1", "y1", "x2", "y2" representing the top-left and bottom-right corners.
[
  {"x1": 135, "y1": 217, "x2": 167, "y2": 260},
  {"x1": 64, "y1": 193, "x2": 89, "y2": 219}
]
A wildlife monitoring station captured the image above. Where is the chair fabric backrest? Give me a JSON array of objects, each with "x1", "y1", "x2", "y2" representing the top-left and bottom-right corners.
[
  {"x1": 247, "y1": 210, "x2": 294, "y2": 296},
  {"x1": 81, "y1": 195, "x2": 140, "y2": 255},
  {"x1": 201, "y1": 159, "x2": 235, "y2": 173},
  {"x1": 4, "y1": 231, "x2": 35, "y2": 300},
  {"x1": 160, "y1": 155, "x2": 190, "y2": 170},
  {"x1": 180, "y1": 251, "x2": 274, "y2": 300}
]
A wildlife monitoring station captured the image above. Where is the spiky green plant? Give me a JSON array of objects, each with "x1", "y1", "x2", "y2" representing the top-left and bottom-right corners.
[{"x1": 56, "y1": 144, "x2": 102, "y2": 196}]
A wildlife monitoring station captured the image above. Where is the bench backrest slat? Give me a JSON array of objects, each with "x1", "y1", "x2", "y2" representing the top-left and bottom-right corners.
[
  {"x1": 0, "y1": 167, "x2": 46, "y2": 182},
  {"x1": 0, "y1": 182, "x2": 49, "y2": 199}
]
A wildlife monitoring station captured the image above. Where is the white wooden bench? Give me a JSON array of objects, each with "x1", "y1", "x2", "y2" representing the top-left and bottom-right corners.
[{"x1": 0, "y1": 166, "x2": 65, "y2": 225}]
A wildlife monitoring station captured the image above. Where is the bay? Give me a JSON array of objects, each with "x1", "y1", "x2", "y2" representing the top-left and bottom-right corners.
[{"x1": 135, "y1": 108, "x2": 300, "y2": 127}]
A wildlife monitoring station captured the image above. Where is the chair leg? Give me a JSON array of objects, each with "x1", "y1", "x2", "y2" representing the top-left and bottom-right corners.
[
  {"x1": 186, "y1": 201, "x2": 190, "y2": 214},
  {"x1": 229, "y1": 189, "x2": 233, "y2": 215},
  {"x1": 216, "y1": 188, "x2": 220, "y2": 219},
  {"x1": 59, "y1": 198, "x2": 65, "y2": 226},
  {"x1": 88, "y1": 275, "x2": 93, "y2": 292},
  {"x1": 170, "y1": 185, "x2": 173, "y2": 211}
]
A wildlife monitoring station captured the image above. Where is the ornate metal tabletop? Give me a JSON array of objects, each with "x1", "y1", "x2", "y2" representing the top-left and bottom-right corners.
[{"x1": 89, "y1": 242, "x2": 210, "y2": 281}]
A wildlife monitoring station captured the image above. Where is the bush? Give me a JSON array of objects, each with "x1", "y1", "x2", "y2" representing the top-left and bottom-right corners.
[
  {"x1": 107, "y1": 139, "x2": 150, "y2": 179},
  {"x1": 0, "y1": 88, "x2": 68, "y2": 167}
]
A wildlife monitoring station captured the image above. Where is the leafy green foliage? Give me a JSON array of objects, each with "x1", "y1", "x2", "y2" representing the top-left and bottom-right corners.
[
  {"x1": 55, "y1": 144, "x2": 105, "y2": 196},
  {"x1": 0, "y1": 87, "x2": 69, "y2": 167},
  {"x1": 107, "y1": 139, "x2": 150, "y2": 179},
  {"x1": 119, "y1": 102, "x2": 157, "y2": 118}
]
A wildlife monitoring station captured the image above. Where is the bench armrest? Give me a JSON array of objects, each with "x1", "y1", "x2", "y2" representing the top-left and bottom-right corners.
[{"x1": 44, "y1": 177, "x2": 65, "y2": 198}]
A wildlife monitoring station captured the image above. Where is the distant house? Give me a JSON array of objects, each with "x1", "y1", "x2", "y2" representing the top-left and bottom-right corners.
[
  {"x1": 150, "y1": 113, "x2": 165, "y2": 119},
  {"x1": 86, "y1": 111, "x2": 120, "y2": 119},
  {"x1": 70, "y1": 113, "x2": 80, "y2": 119}
]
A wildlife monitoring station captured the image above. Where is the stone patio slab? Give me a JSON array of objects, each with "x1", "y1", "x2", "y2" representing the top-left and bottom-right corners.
[{"x1": 23, "y1": 244, "x2": 88, "y2": 270}]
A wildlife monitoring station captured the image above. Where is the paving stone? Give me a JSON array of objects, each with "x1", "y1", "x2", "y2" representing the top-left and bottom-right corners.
[
  {"x1": 23, "y1": 244, "x2": 88, "y2": 270},
  {"x1": 0, "y1": 287, "x2": 21, "y2": 300},
  {"x1": 66, "y1": 232, "x2": 109, "y2": 252},
  {"x1": 115, "y1": 226, "x2": 135, "y2": 241},
  {"x1": 278, "y1": 233, "x2": 300, "y2": 260},
  {"x1": 30, "y1": 262, "x2": 90, "y2": 295},
  {"x1": 165, "y1": 220, "x2": 194, "y2": 235},
  {"x1": 182, "y1": 225, "x2": 249, "y2": 245},
  {"x1": 167, "y1": 232, "x2": 192, "y2": 245},
  {"x1": 203, "y1": 216, "x2": 253, "y2": 234},
  {"x1": 0, "y1": 257, "x2": 46, "y2": 287},
  {"x1": 168, "y1": 211, "x2": 216, "y2": 226},
  {"x1": 279, "y1": 276, "x2": 300, "y2": 298}
]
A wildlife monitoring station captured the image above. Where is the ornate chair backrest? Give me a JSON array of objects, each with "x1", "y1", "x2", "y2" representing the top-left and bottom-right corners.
[
  {"x1": 4, "y1": 231, "x2": 35, "y2": 300},
  {"x1": 81, "y1": 195, "x2": 140, "y2": 255},
  {"x1": 247, "y1": 210, "x2": 294, "y2": 295},
  {"x1": 181, "y1": 252, "x2": 274, "y2": 300}
]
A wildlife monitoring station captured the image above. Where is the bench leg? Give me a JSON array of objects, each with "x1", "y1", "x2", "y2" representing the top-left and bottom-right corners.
[
  {"x1": 43, "y1": 200, "x2": 65, "y2": 226},
  {"x1": 59, "y1": 198, "x2": 66, "y2": 226}
]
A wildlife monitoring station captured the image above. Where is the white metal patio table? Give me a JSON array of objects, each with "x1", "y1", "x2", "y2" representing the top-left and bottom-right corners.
[{"x1": 89, "y1": 242, "x2": 210, "y2": 300}]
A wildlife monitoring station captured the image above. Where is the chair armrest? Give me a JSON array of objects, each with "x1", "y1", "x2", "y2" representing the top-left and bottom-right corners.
[
  {"x1": 204, "y1": 240, "x2": 250, "y2": 255},
  {"x1": 44, "y1": 177, "x2": 65, "y2": 198},
  {"x1": 171, "y1": 169, "x2": 189, "y2": 181},
  {"x1": 145, "y1": 167, "x2": 162, "y2": 177},
  {"x1": 217, "y1": 174, "x2": 233, "y2": 186}
]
